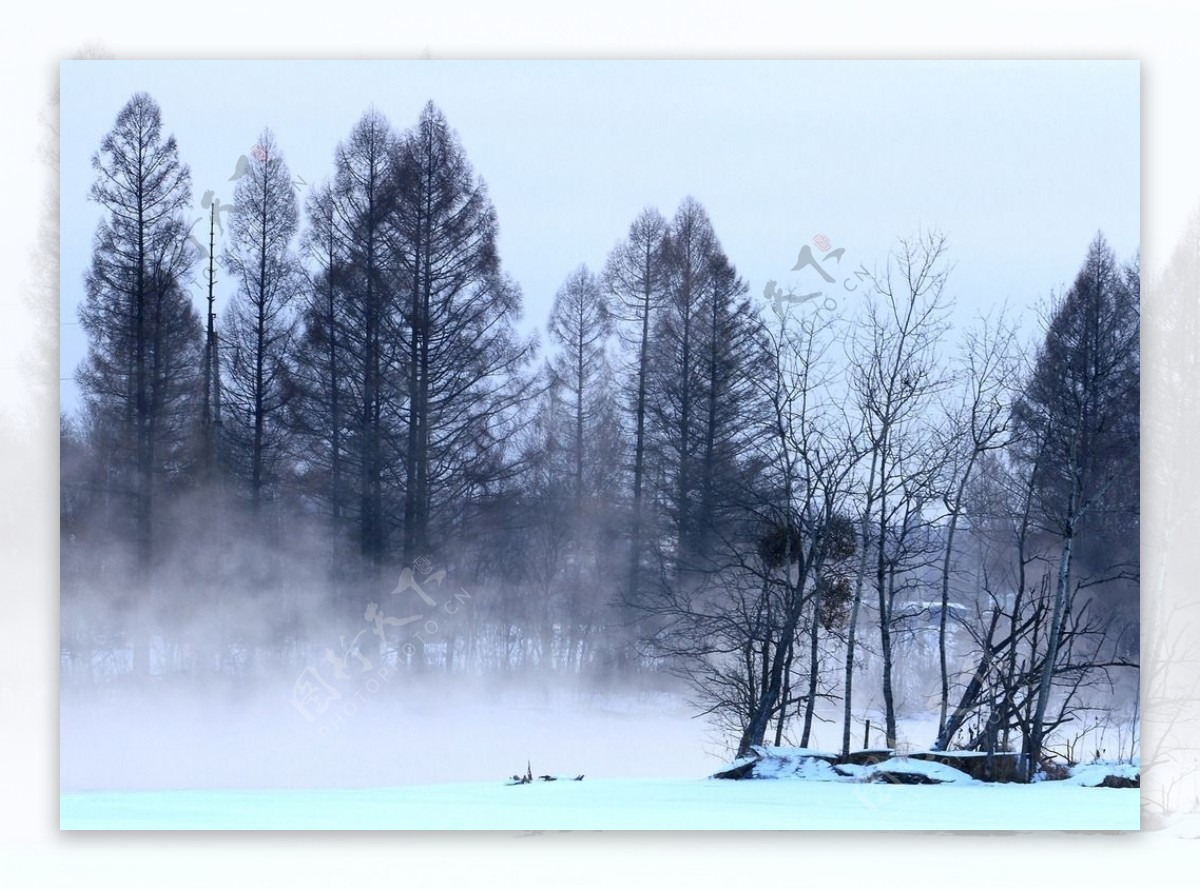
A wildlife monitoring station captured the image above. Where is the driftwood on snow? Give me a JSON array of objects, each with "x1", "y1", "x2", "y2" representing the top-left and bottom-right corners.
[{"x1": 506, "y1": 761, "x2": 584, "y2": 785}]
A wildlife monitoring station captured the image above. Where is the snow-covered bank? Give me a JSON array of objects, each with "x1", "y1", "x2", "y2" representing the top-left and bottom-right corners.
[{"x1": 60, "y1": 777, "x2": 1139, "y2": 831}]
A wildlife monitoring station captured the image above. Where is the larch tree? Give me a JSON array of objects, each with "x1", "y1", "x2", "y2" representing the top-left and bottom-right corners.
[
  {"x1": 545, "y1": 263, "x2": 624, "y2": 663},
  {"x1": 388, "y1": 101, "x2": 534, "y2": 567},
  {"x1": 648, "y1": 198, "x2": 714, "y2": 577},
  {"x1": 222, "y1": 128, "x2": 302, "y2": 516},
  {"x1": 77, "y1": 94, "x2": 200, "y2": 550},
  {"x1": 291, "y1": 180, "x2": 352, "y2": 569},
  {"x1": 603, "y1": 207, "x2": 669, "y2": 608},
  {"x1": 547, "y1": 264, "x2": 613, "y2": 522},
  {"x1": 331, "y1": 109, "x2": 401, "y2": 576},
  {"x1": 77, "y1": 92, "x2": 201, "y2": 673},
  {"x1": 647, "y1": 197, "x2": 758, "y2": 577},
  {"x1": 695, "y1": 249, "x2": 762, "y2": 564},
  {"x1": 1013, "y1": 233, "x2": 1140, "y2": 775}
]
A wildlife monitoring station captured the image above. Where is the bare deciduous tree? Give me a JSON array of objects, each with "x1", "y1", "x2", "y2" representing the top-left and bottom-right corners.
[{"x1": 844, "y1": 231, "x2": 952, "y2": 751}]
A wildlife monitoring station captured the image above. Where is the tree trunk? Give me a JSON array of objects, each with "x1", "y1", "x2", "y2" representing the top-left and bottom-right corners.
[
  {"x1": 800, "y1": 580, "x2": 822, "y2": 747},
  {"x1": 937, "y1": 465, "x2": 973, "y2": 738},
  {"x1": 627, "y1": 271, "x2": 652, "y2": 606},
  {"x1": 1029, "y1": 510, "x2": 1075, "y2": 777}
]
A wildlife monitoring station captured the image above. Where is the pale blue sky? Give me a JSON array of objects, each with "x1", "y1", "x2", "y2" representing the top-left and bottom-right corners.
[{"x1": 59, "y1": 60, "x2": 1139, "y2": 410}]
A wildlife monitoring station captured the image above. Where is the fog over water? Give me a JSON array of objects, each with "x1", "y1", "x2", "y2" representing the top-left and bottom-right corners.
[
  {"x1": 58, "y1": 60, "x2": 1140, "y2": 801},
  {"x1": 61, "y1": 682, "x2": 722, "y2": 792}
]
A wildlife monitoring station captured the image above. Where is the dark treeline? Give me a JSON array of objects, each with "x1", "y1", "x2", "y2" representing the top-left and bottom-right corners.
[{"x1": 61, "y1": 93, "x2": 1139, "y2": 777}]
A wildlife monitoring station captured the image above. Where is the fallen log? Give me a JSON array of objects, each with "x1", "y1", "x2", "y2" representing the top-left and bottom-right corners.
[{"x1": 711, "y1": 756, "x2": 760, "y2": 780}]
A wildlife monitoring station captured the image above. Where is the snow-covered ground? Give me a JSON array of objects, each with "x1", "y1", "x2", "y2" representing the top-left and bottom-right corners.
[
  {"x1": 1065, "y1": 761, "x2": 1141, "y2": 787},
  {"x1": 59, "y1": 685, "x2": 1142, "y2": 831},
  {"x1": 60, "y1": 776, "x2": 1139, "y2": 830}
]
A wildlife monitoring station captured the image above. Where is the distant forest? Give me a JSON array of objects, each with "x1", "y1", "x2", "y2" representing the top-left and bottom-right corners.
[{"x1": 61, "y1": 93, "x2": 1140, "y2": 776}]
